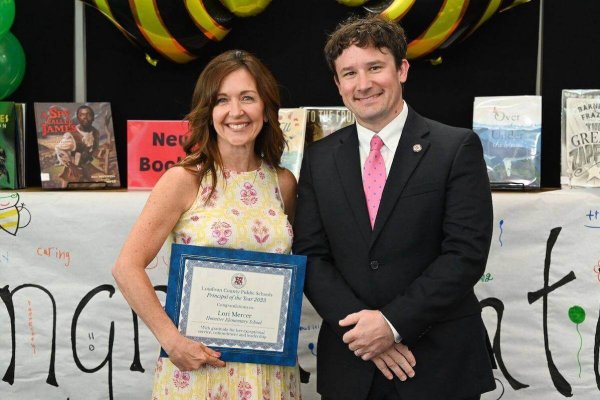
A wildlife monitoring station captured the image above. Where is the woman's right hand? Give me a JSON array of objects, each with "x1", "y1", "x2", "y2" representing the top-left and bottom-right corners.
[{"x1": 166, "y1": 334, "x2": 226, "y2": 371}]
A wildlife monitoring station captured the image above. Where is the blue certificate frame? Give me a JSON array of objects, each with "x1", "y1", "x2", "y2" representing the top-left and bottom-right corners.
[{"x1": 163, "y1": 244, "x2": 306, "y2": 366}]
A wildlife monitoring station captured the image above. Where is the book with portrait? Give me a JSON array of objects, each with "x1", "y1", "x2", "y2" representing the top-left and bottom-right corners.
[
  {"x1": 0, "y1": 102, "x2": 26, "y2": 189},
  {"x1": 473, "y1": 96, "x2": 542, "y2": 189},
  {"x1": 301, "y1": 106, "x2": 355, "y2": 144},
  {"x1": 561, "y1": 89, "x2": 600, "y2": 187},
  {"x1": 278, "y1": 108, "x2": 307, "y2": 181},
  {"x1": 33, "y1": 102, "x2": 121, "y2": 189},
  {"x1": 127, "y1": 120, "x2": 189, "y2": 190}
]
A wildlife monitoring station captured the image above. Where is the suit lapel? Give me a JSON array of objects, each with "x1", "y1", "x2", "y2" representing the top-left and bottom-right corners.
[
  {"x1": 370, "y1": 108, "x2": 431, "y2": 248},
  {"x1": 333, "y1": 127, "x2": 372, "y2": 246}
]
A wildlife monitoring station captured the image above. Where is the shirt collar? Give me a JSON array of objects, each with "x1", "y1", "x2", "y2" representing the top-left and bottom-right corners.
[{"x1": 356, "y1": 101, "x2": 408, "y2": 153}]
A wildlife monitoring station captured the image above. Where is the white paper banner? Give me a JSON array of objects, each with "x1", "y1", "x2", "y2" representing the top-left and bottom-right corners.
[{"x1": 1, "y1": 189, "x2": 600, "y2": 399}]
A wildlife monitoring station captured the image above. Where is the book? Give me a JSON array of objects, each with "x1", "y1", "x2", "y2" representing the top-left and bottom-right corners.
[
  {"x1": 0, "y1": 102, "x2": 26, "y2": 189},
  {"x1": 561, "y1": 89, "x2": 600, "y2": 187},
  {"x1": 33, "y1": 102, "x2": 121, "y2": 189},
  {"x1": 472, "y1": 96, "x2": 542, "y2": 189},
  {"x1": 302, "y1": 107, "x2": 355, "y2": 143},
  {"x1": 278, "y1": 108, "x2": 307, "y2": 180},
  {"x1": 127, "y1": 120, "x2": 189, "y2": 190},
  {"x1": 0, "y1": 102, "x2": 18, "y2": 189}
]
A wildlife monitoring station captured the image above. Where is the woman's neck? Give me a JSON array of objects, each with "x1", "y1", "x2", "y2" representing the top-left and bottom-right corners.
[{"x1": 220, "y1": 149, "x2": 261, "y2": 172}]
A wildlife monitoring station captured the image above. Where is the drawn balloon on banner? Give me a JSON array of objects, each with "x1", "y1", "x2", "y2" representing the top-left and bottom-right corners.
[
  {"x1": 0, "y1": 0, "x2": 26, "y2": 100},
  {"x1": 81, "y1": 0, "x2": 533, "y2": 65}
]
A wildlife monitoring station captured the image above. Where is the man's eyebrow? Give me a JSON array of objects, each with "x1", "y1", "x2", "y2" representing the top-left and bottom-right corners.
[{"x1": 339, "y1": 60, "x2": 386, "y2": 71}]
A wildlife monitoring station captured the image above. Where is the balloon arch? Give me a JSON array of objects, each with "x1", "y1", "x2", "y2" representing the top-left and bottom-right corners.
[{"x1": 81, "y1": 0, "x2": 532, "y2": 65}]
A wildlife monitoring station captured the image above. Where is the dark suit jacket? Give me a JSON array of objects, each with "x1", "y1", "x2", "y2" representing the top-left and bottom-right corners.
[{"x1": 293, "y1": 108, "x2": 496, "y2": 399}]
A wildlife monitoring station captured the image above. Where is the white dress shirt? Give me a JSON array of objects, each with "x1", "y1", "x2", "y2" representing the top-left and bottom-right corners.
[
  {"x1": 355, "y1": 101, "x2": 409, "y2": 343},
  {"x1": 357, "y1": 100, "x2": 408, "y2": 178}
]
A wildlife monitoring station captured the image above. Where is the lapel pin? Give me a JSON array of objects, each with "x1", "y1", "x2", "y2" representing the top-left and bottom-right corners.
[{"x1": 412, "y1": 144, "x2": 422, "y2": 153}]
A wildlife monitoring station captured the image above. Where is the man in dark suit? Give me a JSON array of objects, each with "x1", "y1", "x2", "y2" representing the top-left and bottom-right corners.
[{"x1": 293, "y1": 15, "x2": 496, "y2": 400}]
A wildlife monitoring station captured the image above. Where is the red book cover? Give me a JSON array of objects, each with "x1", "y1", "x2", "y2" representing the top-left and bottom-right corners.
[{"x1": 127, "y1": 120, "x2": 189, "y2": 190}]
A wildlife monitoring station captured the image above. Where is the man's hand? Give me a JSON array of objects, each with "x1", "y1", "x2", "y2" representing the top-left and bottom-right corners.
[
  {"x1": 372, "y1": 343, "x2": 416, "y2": 381},
  {"x1": 340, "y1": 309, "x2": 394, "y2": 359}
]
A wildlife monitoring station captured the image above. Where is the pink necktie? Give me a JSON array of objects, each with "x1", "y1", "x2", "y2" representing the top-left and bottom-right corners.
[{"x1": 363, "y1": 135, "x2": 386, "y2": 228}]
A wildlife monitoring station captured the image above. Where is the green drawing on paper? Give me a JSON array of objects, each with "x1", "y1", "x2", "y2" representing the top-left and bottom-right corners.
[{"x1": 568, "y1": 305, "x2": 586, "y2": 378}]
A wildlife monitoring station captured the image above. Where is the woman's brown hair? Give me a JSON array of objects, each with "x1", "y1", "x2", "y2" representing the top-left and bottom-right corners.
[{"x1": 179, "y1": 50, "x2": 285, "y2": 200}]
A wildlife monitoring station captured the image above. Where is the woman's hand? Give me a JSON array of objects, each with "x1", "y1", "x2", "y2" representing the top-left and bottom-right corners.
[{"x1": 166, "y1": 334, "x2": 226, "y2": 371}]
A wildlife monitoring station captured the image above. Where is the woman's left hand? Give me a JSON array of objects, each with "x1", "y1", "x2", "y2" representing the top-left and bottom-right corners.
[{"x1": 167, "y1": 333, "x2": 226, "y2": 371}]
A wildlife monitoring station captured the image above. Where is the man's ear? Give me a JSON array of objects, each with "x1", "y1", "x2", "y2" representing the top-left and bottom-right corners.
[{"x1": 398, "y1": 59, "x2": 410, "y2": 84}]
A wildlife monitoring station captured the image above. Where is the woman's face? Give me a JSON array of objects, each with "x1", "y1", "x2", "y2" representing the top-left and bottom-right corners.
[{"x1": 212, "y1": 68, "x2": 265, "y2": 154}]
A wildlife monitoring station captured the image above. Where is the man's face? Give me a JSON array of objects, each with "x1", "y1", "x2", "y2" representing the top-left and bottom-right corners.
[
  {"x1": 334, "y1": 45, "x2": 409, "y2": 132},
  {"x1": 77, "y1": 108, "x2": 94, "y2": 129}
]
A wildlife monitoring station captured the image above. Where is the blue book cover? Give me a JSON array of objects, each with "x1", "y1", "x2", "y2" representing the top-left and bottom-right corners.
[{"x1": 473, "y1": 96, "x2": 542, "y2": 188}]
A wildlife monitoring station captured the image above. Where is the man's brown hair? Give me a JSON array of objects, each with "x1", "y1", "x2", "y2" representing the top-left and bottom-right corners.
[{"x1": 324, "y1": 14, "x2": 408, "y2": 79}]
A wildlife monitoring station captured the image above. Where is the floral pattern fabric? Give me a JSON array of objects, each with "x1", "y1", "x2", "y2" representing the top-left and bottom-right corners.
[{"x1": 152, "y1": 163, "x2": 300, "y2": 400}]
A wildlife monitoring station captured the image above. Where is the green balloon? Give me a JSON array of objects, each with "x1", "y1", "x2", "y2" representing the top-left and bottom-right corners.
[
  {"x1": 568, "y1": 305, "x2": 586, "y2": 324},
  {"x1": 0, "y1": 31, "x2": 26, "y2": 100},
  {"x1": 0, "y1": 0, "x2": 16, "y2": 37}
]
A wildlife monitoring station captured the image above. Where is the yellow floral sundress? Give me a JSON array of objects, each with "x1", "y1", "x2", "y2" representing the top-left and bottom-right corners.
[{"x1": 152, "y1": 162, "x2": 301, "y2": 400}]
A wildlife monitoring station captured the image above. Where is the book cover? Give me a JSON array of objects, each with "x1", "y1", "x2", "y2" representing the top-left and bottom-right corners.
[
  {"x1": 33, "y1": 102, "x2": 121, "y2": 189},
  {"x1": 278, "y1": 108, "x2": 307, "y2": 180},
  {"x1": 561, "y1": 89, "x2": 600, "y2": 187},
  {"x1": 302, "y1": 107, "x2": 355, "y2": 143},
  {"x1": 0, "y1": 102, "x2": 17, "y2": 189},
  {"x1": 473, "y1": 96, "x2": 542, "y2": 189},
  {"x1": 127, "y1": 120, "x2": 189, "y2": 190}
]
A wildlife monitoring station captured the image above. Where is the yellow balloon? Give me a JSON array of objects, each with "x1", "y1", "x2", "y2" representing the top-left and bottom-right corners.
[
  {"x1": 502, "y1": 0, "x2": 531, "y2": 11},
  {"x1": 336, "y1": 0, "x2": 369, "y2": 6},
  {"x1": 219, "y1": 0, "x2": 272, "y2": 17}
]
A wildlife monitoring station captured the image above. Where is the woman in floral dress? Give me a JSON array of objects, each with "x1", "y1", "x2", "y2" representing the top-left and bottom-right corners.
[{"x1": 112, "y1": 50, "x2": 300, "y2": 400}]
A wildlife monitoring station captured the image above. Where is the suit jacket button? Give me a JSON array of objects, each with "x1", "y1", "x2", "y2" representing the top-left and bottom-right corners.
[{"x1": 370, "y1": 260, "x2": 379, "y2": 270}]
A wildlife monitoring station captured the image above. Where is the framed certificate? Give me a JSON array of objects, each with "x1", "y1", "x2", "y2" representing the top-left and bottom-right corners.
[{"x1": 163, "y1": 244, "x2": 306, "y2": 366}]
